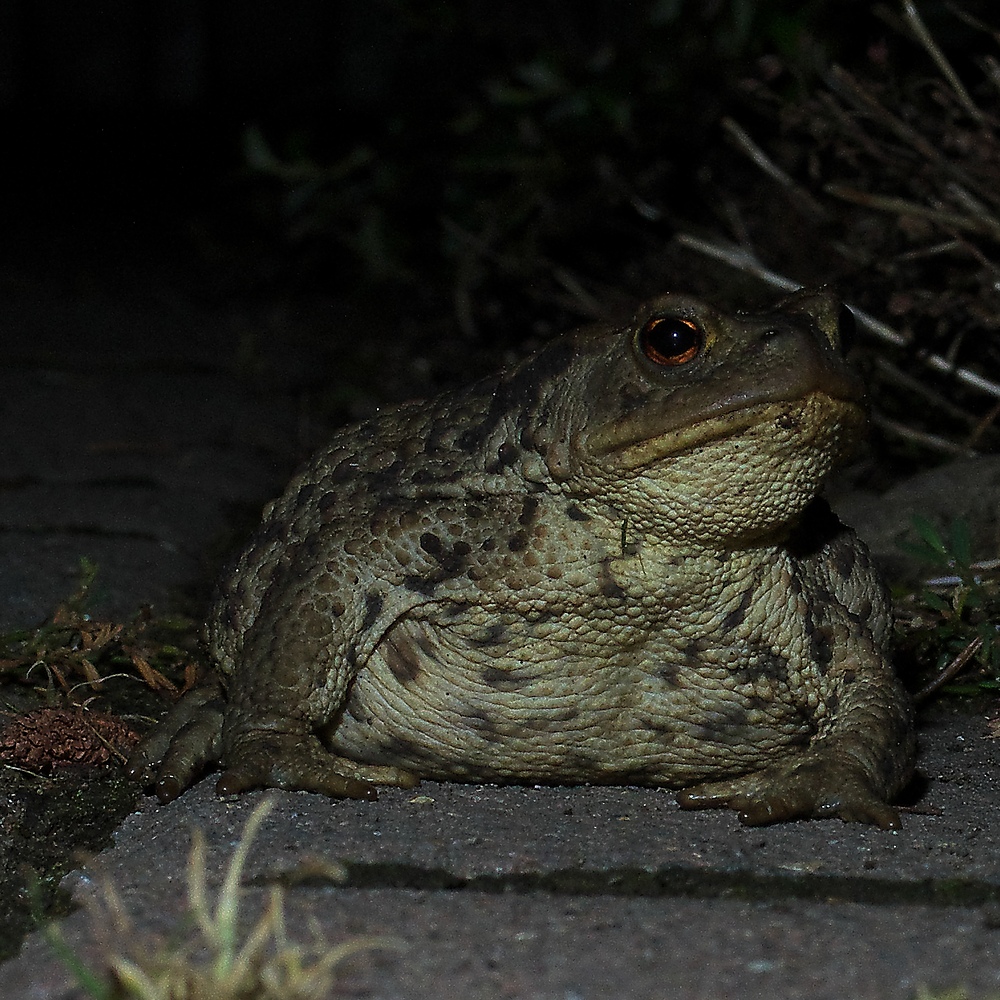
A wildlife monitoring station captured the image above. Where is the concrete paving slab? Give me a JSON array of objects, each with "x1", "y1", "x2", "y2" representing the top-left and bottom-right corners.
[
  {"x1": 4, "y1": 708, "x2": 1000, "y2": 999},
  {"x1": 10, "y1": 887, "x2": 1000, "y2": 1000}
]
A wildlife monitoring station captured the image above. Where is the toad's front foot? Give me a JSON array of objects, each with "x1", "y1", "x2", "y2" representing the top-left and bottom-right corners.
[
  {"x1": 126, "y1": 682, "x2": 226, "y2": 803},
  {"x1": 675, "y1": 749, "x2": 903, "y2": 829}
]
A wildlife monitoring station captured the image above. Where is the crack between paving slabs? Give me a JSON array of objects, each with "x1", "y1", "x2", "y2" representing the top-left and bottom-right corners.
[{"x1": 253, "y1": 862, "x2": 1000, "y2": 909}]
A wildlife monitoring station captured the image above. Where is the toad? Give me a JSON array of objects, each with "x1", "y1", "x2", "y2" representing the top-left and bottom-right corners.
[{"x1": 129, "y1": 290, "x2": 915, "y2": 827}]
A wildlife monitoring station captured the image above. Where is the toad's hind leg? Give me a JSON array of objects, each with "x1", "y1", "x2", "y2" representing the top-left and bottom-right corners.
[
  {"x1": 214, "y1": 582, "x2": 421, "y2": 800},
  {"x1": 676, "y1": 737, "x2": 903, "y2": 829},
  {"x1": 676, "y1": 676, "x2": 915, "y2": 829},
  {"x1": 214, "y1": 723, "x2": 420, "y2": 800},
  {"x1": 127, "y1": 678, "x2": 419, "y2": 802}
]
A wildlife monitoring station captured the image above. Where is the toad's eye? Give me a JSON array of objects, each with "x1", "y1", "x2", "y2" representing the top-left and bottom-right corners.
[{"x1": 638, "y1": 316, "x2": 703, "y2": 367}]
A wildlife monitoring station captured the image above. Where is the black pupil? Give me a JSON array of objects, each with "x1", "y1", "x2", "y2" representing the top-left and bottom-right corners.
[{"x1": 646, "y1": 318, "x2": 698, "y2": 359}]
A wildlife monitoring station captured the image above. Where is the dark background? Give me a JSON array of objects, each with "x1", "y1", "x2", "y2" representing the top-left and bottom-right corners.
[
  {"x1": 1, "y1": 1, "x2": 996, "y2": 455},
  {"x1": 0, "y1": 0, "x2": 868, "y2": 299}
]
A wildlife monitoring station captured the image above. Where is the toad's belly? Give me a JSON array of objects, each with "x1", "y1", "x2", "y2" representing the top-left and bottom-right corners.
[{"x1": 324, "y1": 625, "x2": 817, "y2": 787}]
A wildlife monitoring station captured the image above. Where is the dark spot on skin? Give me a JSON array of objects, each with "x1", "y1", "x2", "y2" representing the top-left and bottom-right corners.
[
  {"x1": 481, "y1": 665, "x2": 535, "y2": 690},
  {"x1": 507, "y1": 531, "x2": 529, "y2": 552},
  {"x1": 638, "y1": 714, "x2": 674, "y2": 735},
  {"x1": 722, "y1": 589, "x2": 754, "y2": 632},
  {"x1": 735, "y1": 645, "x2": 791, "y2": 684},
  {"x1": 362, "y1": 592, "x2": 383, "y2": 631},
  {"x1": 655, "y1": 662, "x2": 682, "y2": 685},
  {"x1": 597, "y1": 557, "x2": 626, "y2": 600},
  {"x1": 403, "y1": 575, "x2": 438, "y2": 596},
  {"x1": 546, "y1": 705, "x2": 581, "y2": 724},
  {"x1": 618, "y1": 383, "x2": 655, "y2": 420},
  {"x1": 566, "y1": 504, "x2": 590, "y2": 521},
  {"x1": 693, "y1": 702, "x2": 750, "y2": 741},
  {"x1": 300, "y1": 534, "x2": 325, "y2": 560},
  {"x1": 464, "y1": 709, "x2": 501, "y2": 738},
  {"x1": 413, "y1": 633, "x2": 443, "y2": 661},
  {"x1": 344, "y1": 701, "x2": 373, "y2": 726},
  {"x1": 497, "y1": 442, "x2": 519, "y2": 466},
  {"x1": 417, "y1": 534, "x2": 469, "y2": 575},
  {"x1": 328, "y1": 459, "x2": 359, "y2": 484},
  {"x1": 466, "y1": 504, "x2": 485, "y2": 520},
  {"x1": 471, "y1": 623, "x2": 508, "y2": 646},
  {"x1": 295, "y1": 482, "x2": 318, "y2": 506},
  {"x1": 420, "y1": 533, "x2": 442, "y2": 555},
  {"x1": 832, "y1": 541, "x2": 857, "y2": 579},
  {"x1": 376, "y1": 734, "x2": 427, "y2": 763},
  {"x1": 482, "y1": 538, "x2": 496, "y2": 551},
  {"x1": 519, "y1": 496, "x2": 540, "y2": 526},
  {"x1": 382, "y1": 634, "x2": 424, "y2": 685},
  {"x1": 683, "y1": 639, "x2": 706, "y2": 667},
  {"x1": 806, "y1": 620, "x2": 835, "y2": 671},
  {"x1": 456, "y1": 341, "x2": 577, "y2": 453},
  {"x1": 410, "y1": 466, "x2": 465, "y2": 486}
]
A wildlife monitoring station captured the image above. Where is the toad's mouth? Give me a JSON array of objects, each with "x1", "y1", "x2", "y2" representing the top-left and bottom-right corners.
[
  {"x1": 586, "y1": 316, "x2": 869, "y2": 471},
  {"x1": 587, "y1": 386, "x2": 866, "y2": 471}
]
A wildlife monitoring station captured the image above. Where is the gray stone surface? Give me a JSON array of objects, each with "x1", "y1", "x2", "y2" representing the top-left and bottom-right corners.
[
  {"x1": 834, "y1": 456, "x2": 1000, "y2": 584},
  {"x1": 5, "y1": 709, "x2": 1000, "y2": 999},
  {"x1": 3, "y1": 253, "x2": 1000, "y2": 999}
]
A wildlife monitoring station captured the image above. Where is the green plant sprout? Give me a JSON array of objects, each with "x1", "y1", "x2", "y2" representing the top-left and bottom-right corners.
[
  {"x1": 898, "y1": 516, "x2": 1000, "y2": 698},
  {"x1": 44, "y1": 797, "x2": 398, "y2": 999}
]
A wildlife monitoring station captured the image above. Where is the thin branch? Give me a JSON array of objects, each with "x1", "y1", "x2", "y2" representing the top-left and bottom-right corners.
[
  {"x1": 825, "y1": 183, "x2": 1000, "y2": 243},
  {"x1": 827, "y1": 66, "x2": 1000, "y2": 211},
  {"x1": 672, "y1": 233, "x2": 800, "y2": 292},
  {"x1": 915, "y1": 635, "x2": 984, "y2": 702},
  {"x1": 903, "y1": 0, "x2": 984, "y2": 122},
  {"x1": 872, "y1": 413, "x2": 979, "y2": 455},
  {"x1": 550, "y1": 267, "x2": 605, "y2": 318},
  {"x1": 872, "y1": 356, "x2": 979, "y2": 424},
  {"x1": 675, "y1": 231, "x2": 1000, "y2": 399},
  {"x1": 721, "y1": 117, "x2": 829, "y2": 220},
  {"x1": 920, "y1": 348, "x2": 1000, "y2": 398}
]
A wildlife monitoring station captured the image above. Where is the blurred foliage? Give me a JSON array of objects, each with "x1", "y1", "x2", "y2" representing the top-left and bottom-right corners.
[
  {"x1": 0, "y1": 558, "x2": 201, "y2": 712},
  {"x1": 897, "y1": 517, "x2": 1000, "y2": 695},
  {"x1": 237, "y1": 0, "x2": 855, "y2": 297}
]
